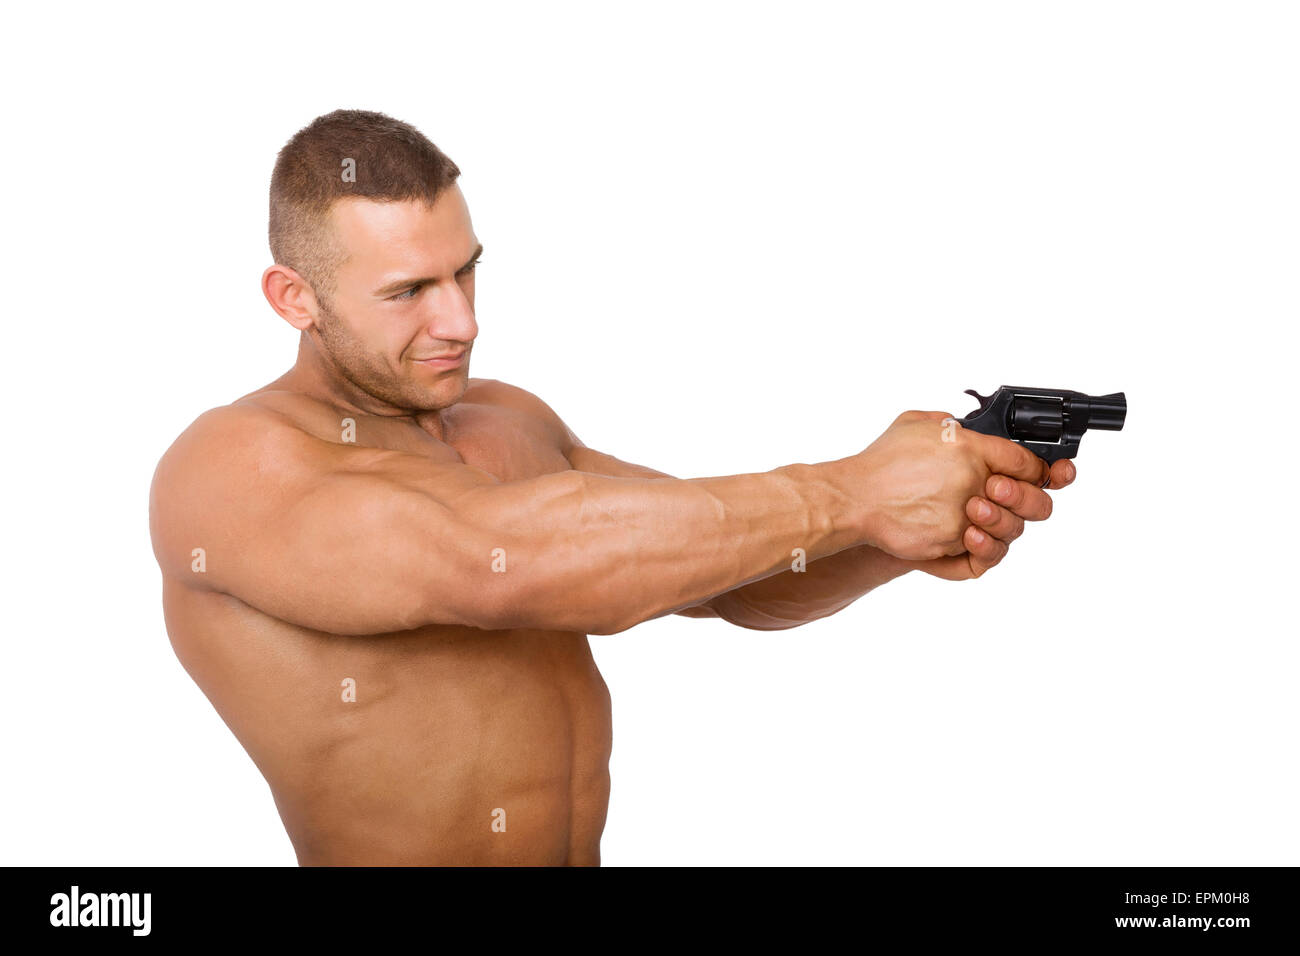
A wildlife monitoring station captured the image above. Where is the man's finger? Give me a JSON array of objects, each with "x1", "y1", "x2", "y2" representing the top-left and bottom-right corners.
[
  {"x1": 964, "y1": 524, "x2": 1009, "y2": 577},
  {"x1": 966, "y1": 496, "x2": 1025, "y2": 542},
  {"x1": 907, "y1": 554, "x2": 973, "y2": 581},
  {"x1": 969, "y1": 432, "x2": 1050, "y2": 486},
  {"x1": 1046, "y1": 458, "x2": 1077, "y2": 490},
  {"x1": 986, "y1": 474, "x2": 1053, "y2": 521}
]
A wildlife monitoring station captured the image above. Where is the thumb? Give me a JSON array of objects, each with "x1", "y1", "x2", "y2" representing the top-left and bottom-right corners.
[{"x1": 970, "y1": 432, "x2": 1050, "y2": 486}]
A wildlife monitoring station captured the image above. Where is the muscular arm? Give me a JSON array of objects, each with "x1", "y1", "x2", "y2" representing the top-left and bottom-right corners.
[
  {"x1": 149, "y1": 401, "x2": 873, "y2": 637},
  {"x1": 564, "y1": 443, "x2": 914, "y2": 630},
  {"x1": 547, "y1": 388, "x2": 1067, "y2": 631}
]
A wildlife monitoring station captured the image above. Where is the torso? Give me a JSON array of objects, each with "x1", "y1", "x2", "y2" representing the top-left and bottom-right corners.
[{"x1": 160, "y1": 379, "x2": 612, "y2": 865}]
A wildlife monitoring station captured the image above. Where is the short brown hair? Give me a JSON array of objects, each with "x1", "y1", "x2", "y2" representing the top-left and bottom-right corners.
[{"x1": 268, "y1": 109, "x2": 461, "y2": 303}]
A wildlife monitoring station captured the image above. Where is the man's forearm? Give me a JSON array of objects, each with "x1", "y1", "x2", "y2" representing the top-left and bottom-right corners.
[
  {"x1": 698, "y1": 544, "x2": 915, "y2": 630},
  {"x1": 451, "y1": 458, "x2": 871, "y2": 634}
]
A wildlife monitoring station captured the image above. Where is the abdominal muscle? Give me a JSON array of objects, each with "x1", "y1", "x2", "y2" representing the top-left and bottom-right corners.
[{"x1": 164, "y1": 581, "x2": 613, "y2": 865}]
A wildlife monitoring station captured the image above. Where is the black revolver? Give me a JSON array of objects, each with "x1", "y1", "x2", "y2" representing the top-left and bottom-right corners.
[{"x1": 957, "y1": 386, "x2": 1126, "y2": 464}]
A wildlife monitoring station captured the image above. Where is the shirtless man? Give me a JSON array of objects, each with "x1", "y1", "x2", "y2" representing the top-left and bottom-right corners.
[{"x1": 149, "y1": 110, "x2": 1074, "y2": 866}]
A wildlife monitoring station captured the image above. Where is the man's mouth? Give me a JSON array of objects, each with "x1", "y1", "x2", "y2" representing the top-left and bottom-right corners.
[{"x1": 413, "y1": 349, "x2": 467, "y2": 369}]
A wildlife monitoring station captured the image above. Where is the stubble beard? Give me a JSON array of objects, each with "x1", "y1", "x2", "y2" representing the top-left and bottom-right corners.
[{"x1": 315, "y1": 296, "x2": 464, "y2": 414}]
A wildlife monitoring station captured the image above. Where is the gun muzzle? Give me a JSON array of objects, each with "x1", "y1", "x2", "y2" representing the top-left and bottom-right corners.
[{"x1": 1079, "y1": 392, "x2": 1127, "y2": 431}]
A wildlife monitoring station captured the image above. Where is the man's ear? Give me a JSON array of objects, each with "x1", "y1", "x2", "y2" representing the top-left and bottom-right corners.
[{"x1": 262, "y1": 264, "x2": 322, "y2": 331}]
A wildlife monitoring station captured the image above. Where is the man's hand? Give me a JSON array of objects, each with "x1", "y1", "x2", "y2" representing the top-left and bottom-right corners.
[
  {"x1": 853, "y1": 410, "x2": 1052, "y2": 561},
  {"x1": 910, "y1": 456, "x2": 1077, "y2": 581}
]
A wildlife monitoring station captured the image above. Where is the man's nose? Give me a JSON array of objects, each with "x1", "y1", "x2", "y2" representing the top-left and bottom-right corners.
[{"x1": 427, "y1": 277, "x2": 478, "y2": 343}]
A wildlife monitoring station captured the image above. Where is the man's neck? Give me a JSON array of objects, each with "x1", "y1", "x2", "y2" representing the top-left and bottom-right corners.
[{"x1": 279, "y1": 334, "x2": 446, "y2": 440}]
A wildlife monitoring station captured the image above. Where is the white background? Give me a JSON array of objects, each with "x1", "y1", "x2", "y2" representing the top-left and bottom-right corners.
[{"x1": 2, "y1": 1, "x2": 1295, "y2": 866}]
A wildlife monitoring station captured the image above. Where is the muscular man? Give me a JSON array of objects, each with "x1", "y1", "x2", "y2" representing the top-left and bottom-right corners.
[{"x1": 149, "y1": 110, "x2": 1074, "y2": 865}]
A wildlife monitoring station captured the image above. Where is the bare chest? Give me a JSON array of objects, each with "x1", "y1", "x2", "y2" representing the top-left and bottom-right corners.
[
  {"x1": 440, "y1": 402, "x2": 573, "y2": 482},
  {"x1": 334, "y1": 400, "x2": 574, "y2": 482}
]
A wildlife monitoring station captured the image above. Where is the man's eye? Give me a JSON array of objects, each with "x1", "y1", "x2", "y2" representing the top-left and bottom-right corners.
[{"x1": 390, "y1": 260, "x2": 480, "y2": 301}]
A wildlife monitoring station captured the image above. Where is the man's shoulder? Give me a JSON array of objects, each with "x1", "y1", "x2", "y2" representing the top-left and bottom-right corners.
[
  {"x1": 462, "y1": 376, "x2": 548, "y2": 411},
  {"x1": 150, "y1": 397, "x2": 333, "y2": 532},
  {"x1": 170, "y1": 387, "x2": 353, "y2": 464},
  {"x1": 160, "y1": 395, "x2": 320, "y2": 470},
  {"x1": 149, "y1": 401, "x2": 288, "y2": 583},
  {"x1": 462, "y1": 377, "x2": 575, "y2": 448}
]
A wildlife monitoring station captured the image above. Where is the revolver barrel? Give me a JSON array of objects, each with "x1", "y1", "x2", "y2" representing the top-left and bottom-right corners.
[{"x1": 1078, "y1": 393, "x2": 1127, "y2": 431}]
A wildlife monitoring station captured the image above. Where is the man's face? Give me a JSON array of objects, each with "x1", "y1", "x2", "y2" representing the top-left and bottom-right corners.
[{"x1": 311, "y1": 186, "x2": 481, "y2": 413}]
